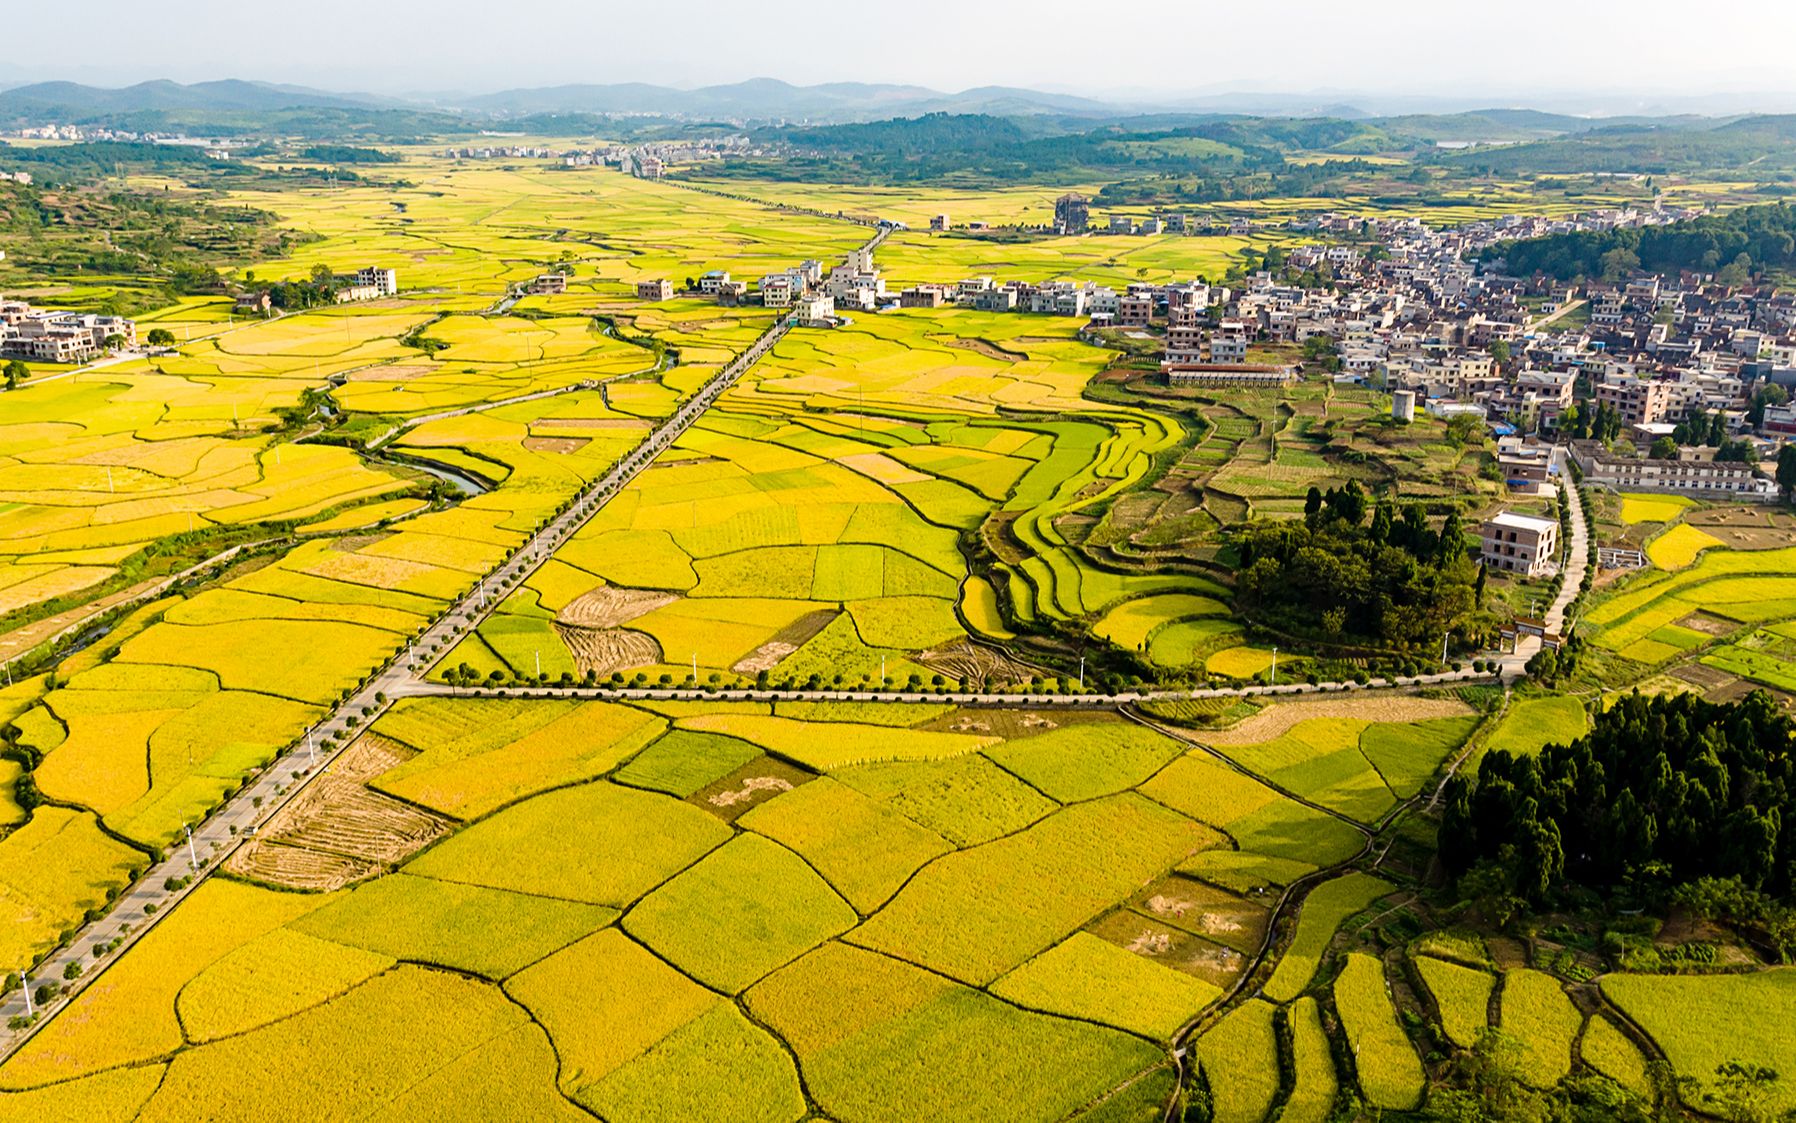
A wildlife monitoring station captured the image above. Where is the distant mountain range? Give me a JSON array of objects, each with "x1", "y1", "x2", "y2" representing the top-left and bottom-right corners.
[{"x1": 0, "y1": 76, "x2": 1784, "y2": 135}]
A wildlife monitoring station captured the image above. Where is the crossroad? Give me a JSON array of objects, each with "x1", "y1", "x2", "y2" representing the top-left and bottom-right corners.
[
  {"x1": 0, "y1": 297, "x2": 795, "y2": 1051},
  {"x1": 0, "y1": 218, "x2": 1584, "y2": 1051}
]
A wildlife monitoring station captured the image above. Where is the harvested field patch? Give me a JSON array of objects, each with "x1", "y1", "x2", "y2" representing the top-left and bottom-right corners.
[
  {"x1": 1130, "y1": 875, "x2": 1267, "y2": 954},
  {"x1": 522, "y1": 436, "x2": 590, "y2": 453},
  {"x1": 1201, "y1": 694, "x2": 1471, "y2": 744},
  {"x1": 556, "y1": 624, "x2": 662, "y2": 677},
  {"x1": 556, "y1": 586, "x2": 675, "y2": 629},
  {"x1": 732, "y1": 608, "x2": 837, "y2": 674},
  {"x1": 1676, "y1": 610, "x2": 1738, "y2": 637},
  {"x1": 915, "y1": 637, "x2": 1041, "y2": 690},
  {"x1": 227, "y1": 734, "x2": 453, "y2": 892}
]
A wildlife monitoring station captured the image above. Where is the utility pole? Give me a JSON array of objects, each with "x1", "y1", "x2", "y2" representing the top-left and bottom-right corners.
[
  {"x1": 691, "y1": 652, "x2": 698, "y2": 684},
  {"x1": 183, "y1": 823, "x2": 199, "y2": 871},
  {"x1": 20, "y1": 974, "x2": 31, "y2": 1017},
  {"x1": 1270, "y1": 646, "x2": 1278, "y2": 685},
  {"x1": 1078, "y1": 655, "x2": 1085, "y2": 691}
]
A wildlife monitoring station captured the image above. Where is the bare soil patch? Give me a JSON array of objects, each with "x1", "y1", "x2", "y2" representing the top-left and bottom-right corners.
[
  {"x1": 1675, "y1": 611, "x2": 1738, "y2": 638},
  {"x1": 227, "y1": 734, "x2": 452, "y2": 891},
  {"x1": 522, "y1": 436, "x2": 590, "y2": 454},
  {"x1": 1199, "y1": 694, "x2": 1472, "y2": 744},
  {"x1": 732, "y1": 609, "x2": 838, "y2": 674},
  {"x1": 689, "y1": 756, "x2": 813, "y2": 823}
]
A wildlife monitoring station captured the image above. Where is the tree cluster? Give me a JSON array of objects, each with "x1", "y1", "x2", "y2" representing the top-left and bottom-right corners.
[
  {"x1": 1440, "y1": 691, "x2": 1796, "y2": 906},
  {"x1": 1234, "y1": 482, "x2": 1479, "y2": 650},
  {"x1": 1491, "y1": 201, "x2": 1796, "y2": 282}
]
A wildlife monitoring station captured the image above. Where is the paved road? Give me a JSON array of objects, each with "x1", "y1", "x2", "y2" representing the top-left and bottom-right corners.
[
  {"x1": 0, "y1": 301, "x2": 798, "y2": 1050},
  {"x1": 1546, "y1": 447, "x2": 1588, "y2": 634},
  {"x1": 0, "y1": 223, "x2": 1577, "y2": 1049},
  {"x1": 400, "y1": 664, "x2": 1498, "y2": 707}
]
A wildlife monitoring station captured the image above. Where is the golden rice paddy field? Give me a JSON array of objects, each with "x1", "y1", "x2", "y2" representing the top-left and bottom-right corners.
[{"x1": 0, "y1": 159, "x2": 1787, "y2": 1121}]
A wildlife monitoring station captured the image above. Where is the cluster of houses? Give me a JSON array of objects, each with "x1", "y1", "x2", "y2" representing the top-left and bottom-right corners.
[
  {"x1": 438, "y1": 138, "x2": 761, "y2": 179},
  {"x1": 0, "y1": 299, "x2": 136, "y2": 363},
  {"x1": 234, "y1": 266, "x2": 398, "y2": 316}
]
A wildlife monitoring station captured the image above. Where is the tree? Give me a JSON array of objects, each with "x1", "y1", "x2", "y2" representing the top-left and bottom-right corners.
[
  {"x1": 1649, "y1": 435, "x2": 1679, "y2": 460},
  {"x1": 1488, "y1": 339, "x2": 1511, "y2": 372},
  {"x1": 146, "y1": 328, "x2": 175, "y2": 348},
  {"x1": 2, "y1": 360, "x2": 25, "y2": 391},
  {"x1": 1777, "y1": 444, "x2": 1796, "y2": 503},
  {"x1": 1598, "y1": 246, "x2": 1641, "y2": 281},
  {"x1": 1749, "y1": 383, "x2": 1789, "y2": 427}
]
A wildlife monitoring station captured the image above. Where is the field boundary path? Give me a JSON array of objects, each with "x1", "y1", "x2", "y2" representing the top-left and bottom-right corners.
[{"x1": 0, "y1": 295, "x2": 801, "y2": 1053}]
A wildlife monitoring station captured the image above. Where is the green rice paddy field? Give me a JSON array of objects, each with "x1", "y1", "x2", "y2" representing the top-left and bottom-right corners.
[{"x1": 0, "y1": 156, "x2": 1790, "y2": 1121}]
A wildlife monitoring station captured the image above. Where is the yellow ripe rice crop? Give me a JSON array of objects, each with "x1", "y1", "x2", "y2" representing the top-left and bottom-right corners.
[
  {"x1": 0, "y1": 880, "x2": 323, "y2": 1087},
  {"x1": 176, "y1": 928, "x2": 396, "y2": 1043},
  {"x1": 991, "y1": 931, "x2": 1220, "y2": 1039},
  {"x1": 676, "y1": 713, "x2": 996, "y2": 769},
  {"x1": 508, "y1": 927, "x2": 723, "y2": 1090},
  {"x1": 623, "y1": 833, "x2": 857, "y2": 994}
]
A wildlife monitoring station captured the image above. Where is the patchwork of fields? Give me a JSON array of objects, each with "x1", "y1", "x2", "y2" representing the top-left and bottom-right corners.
[{"x1": 1, "y1": 153, "x2": 1793, "y2": 1121}]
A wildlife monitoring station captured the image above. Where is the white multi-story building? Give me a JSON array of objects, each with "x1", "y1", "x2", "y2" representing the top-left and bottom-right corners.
[
  {"x1": 1481, "y1": 511, "x2": 1560, "y2": 577},
  {"x1": 354, "y1": 267, "x2": 398, "y2": 297}
]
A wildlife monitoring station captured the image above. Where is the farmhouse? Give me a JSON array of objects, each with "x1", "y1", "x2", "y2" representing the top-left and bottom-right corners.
[
  {"x1": 0, "y1": 301, "x2": 137, "y2": 362},
  {"x1": 525, "y1": 274, "x2": 568, "y2": 295},
  {"x1": 1481, "y1": 511, "x2": 1560, "y2": 578},
  {"x1": 636, "y1": 279, "x2": 674, "y2": 301}
]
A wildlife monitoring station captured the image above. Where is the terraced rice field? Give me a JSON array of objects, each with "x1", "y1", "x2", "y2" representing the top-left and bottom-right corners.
[{"x1": 6, "y1": 155, "x2": 1788, "y2": 1121}]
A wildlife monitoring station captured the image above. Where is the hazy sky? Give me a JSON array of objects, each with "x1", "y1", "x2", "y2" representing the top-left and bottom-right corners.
[{"x1": 6, "y1": 0, "x2": 1795, "y2": 107}]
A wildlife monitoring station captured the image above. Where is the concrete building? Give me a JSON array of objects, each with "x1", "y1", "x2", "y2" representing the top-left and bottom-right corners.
[
  {"x1": 0, "y1": 305, "x2": 136, "y2": 363},
  {"x1": 698, "y1": 271, "x2": 732, "y2": 295},
  {"x1": 1595, "y1": 376, "x2": 1676, "y2": 426},
  {"x1": 899, "y1": 286, "x2": 946, "y2": 309},
  {"x1": 1481, "y1": 511, "x2": 1560, "y2": 577},
  {"x1": 1165, "y1": 325, "x2": 1204, "y2": 365},
  {"x1": 792, "y1": 294, "x2": 835, "y2": 328},
  {"x1": 1209, "y1": 336, "x2": 1249, "y2": 363},
  {"x1": 636, "y1": 279, "x2": 674, "y2": 301},
  {"x1": 525, "y1": 274, "x2": 568, "y2": 295},
  {"x1": 1054, "y1": 193, "x2": 1090, "y2": 235},
  {"x1": 1570, "y1": 441, "x2": 1771, "y2": 498},
  {"x1": 355, "y1": 267, "x2": 399, "y2": 297},
  {"x1": 1118, "y1": 294, "x2": 1154, "y2": 328},
  {"x1": 759, "y1": 275, "x2": 795, "y2": 308},
  {"x1": 930, "y1": 214, "x2": 950, "y2": 231}
]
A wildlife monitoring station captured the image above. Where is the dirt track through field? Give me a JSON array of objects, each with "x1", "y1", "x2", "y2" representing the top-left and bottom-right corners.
[{"x1": 1199, "y1": 694, "x2": 1472, "y2": 744}]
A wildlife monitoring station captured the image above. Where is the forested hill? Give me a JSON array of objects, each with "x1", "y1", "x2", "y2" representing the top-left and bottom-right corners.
[
  {"x1": 1439, "y1": 691, "x2": 1796, "y2": 905},
  {"x1": 1488, "y1": 201, "x2": 1796, "y2": 282}
]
